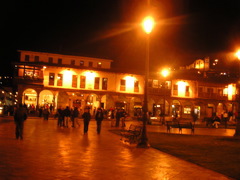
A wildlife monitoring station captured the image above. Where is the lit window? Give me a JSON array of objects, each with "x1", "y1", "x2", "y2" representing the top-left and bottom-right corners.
[
  {"x1": 49, "y1": 73, "x2": 55, "y2": 86},
  {"x1": 102, "y1": 78, "x2": 108, "y2": 90},
  {"x1": 97, "y1": 62, "x2": 102, "y2": 68},
  {"x1": 94, "y1": 77, "x2": 100, "y2": 89},
  {"x1": 57, "y1": 74, "x2": 63, "y2": 86},
  {"x1": 80, "y1": 76, "x2": 86, "y2": 88},
  {"x1": 72, "y1": 75, "x2": 78, "y2": 88},
  {"x1": 120, "y1": 79, "x2": 126, "y2": 91},
  {"x1": 80, "y1": 61, "x2": 84, "y2": 66}
]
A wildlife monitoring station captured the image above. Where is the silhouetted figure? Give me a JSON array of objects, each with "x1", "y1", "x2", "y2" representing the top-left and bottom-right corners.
[
  {"x1": 95, "y1": 108, "x2": 104, "y2": 134},
  {"x1": 14, "y1": 104, "x2": 27, "y2": 140},
  {"x1": 42, "y1": 108, "x2": 50, "y2": 120},
  {"x1": 82, "y1": 108, "x2": 91, "y2": 134},
  {"x1": 63, "y1": 106, "x2": 71, "y2": 127},
  {"x1": 71, "y1": 107, "x2": 79, "y2": 127},
  {"x1": 57, "y1": 106, "x2": 64, "y2": 127}
]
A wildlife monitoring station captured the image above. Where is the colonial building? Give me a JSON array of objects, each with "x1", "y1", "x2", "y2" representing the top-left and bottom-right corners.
[
  {"x1": 13, "y1": 50, "x2": 238, "y2": 120},
  {"x1": 13, "y1": 50, "x2": 144, "y2": 116}
]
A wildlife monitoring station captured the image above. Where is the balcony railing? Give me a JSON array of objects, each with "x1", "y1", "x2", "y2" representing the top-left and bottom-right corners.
[
  {"x1": 198, "y1": 92, "x2": 228, "y2": 100},
  {"x1": 14, "y1": 76, "x2": 43, "y2": 85}
]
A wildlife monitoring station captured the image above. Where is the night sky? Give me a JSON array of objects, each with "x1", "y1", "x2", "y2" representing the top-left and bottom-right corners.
[{"x1": 1, "y1": 0, "x2": 240, "y2": 75}]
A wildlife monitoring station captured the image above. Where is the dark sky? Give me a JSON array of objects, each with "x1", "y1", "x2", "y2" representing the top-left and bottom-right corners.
[{"x1": 1, "y1": 0, "x2": 240, "y2": 75}]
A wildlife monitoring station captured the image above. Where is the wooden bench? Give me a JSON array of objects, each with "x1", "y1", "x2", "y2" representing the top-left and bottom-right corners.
[
  {"x1": 120, "y1": 124, "x2": 143, "y2": 144},
  {"x1": 166, "y1": 121, "x2": 194, "y2": 134}
]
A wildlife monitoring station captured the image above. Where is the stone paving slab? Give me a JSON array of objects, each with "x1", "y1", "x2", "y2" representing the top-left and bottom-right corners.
[{"x1": 0, "y1": 117, "x2": 233, "y2": 180}]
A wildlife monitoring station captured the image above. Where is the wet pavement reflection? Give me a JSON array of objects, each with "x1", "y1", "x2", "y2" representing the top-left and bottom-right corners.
[{"x1": 0, "y1": 117, "x2": 233, "y2": 180}]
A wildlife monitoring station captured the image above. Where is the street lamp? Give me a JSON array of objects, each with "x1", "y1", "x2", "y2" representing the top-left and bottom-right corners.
[
  {"x1": 161, "y1": 69, "x2": 170, "y2": 124},
  {"x1": 137, "y1": 16, "x2": 155, "y2": 148},
  {"x1": 234, "y1": 50, "x2": 240, "y2": 136}
]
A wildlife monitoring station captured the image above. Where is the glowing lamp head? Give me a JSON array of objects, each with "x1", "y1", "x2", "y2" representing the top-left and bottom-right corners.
[
  {"x1": 142, "y1": 16, "x2": 155, "y2": 34},
  {"x1": 236, "y1": 50, "x2": 240, "y2": 60},
  {"x1": 161, "y1": 69, "x2": 170, "y2": 78}
]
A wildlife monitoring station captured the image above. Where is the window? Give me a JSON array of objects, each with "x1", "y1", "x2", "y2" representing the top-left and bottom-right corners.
[
  {"x1": 25, "y1": 55, "x2": 30, "y2": 62},
  {"x1": 89, "y1": 61, "x2": 93, "y2": 67},
  {"x1": 94, "y1": 77, "x2": 100, "y2": 89},
  {"x1": 173, "y1": 84, "x2": 178, "y2": 95},
  {"x1": 185, "y1": 86, "x2": 190, "y2": 96},
  {"x1": 71, "y1": 60, "x2": 75, "y2": 65},
  {"x1": 152, "y1": 80, "x2": 159, "y2": 88},
  {"x1": 49, "y1": 73, "x2": 55, "y2": 85},
  {"x1": 57, "y1": 74, "x2": 63, "y2": 86},
  {"x1": 80, "y1": 76, "x2": 86, "y2": 88},
  {"x1": 34, "y1": 56, "x2": 39, "y2": 62},
  {"x1": 72, "y1": 75, "x2": 78, "y2": 88},
  {"x1": 80, "y1": 61, "x2": 84, "y2": 66},
  {"x1": 48, "y1": 57, "x2": 53, "y2": 63},
  {"x1": 134, "y1": 80, "x2": 139, "y2": 92},
  {"x1": 198, "y1": 87, "x2": 203, "y2": 93},
  {"x1": 120, "y1": 79, "x2": 126, "y2": 91},
  {"x1": 58, "y1": 58, "x2": 62, "y2": 64},
  {"x1": 97, "y1": 62, "x2": 102, "y2": 68},
  {"x1": 102, "y1": 78, "x2": 108, "y2": 90},
  {"x1": 207, "y1": 88, "x2": 213, "y2": 94}
]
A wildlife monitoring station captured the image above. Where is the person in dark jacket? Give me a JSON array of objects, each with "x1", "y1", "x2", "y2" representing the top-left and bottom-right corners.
[
  {"x1": 115, "y1": 109, "x2": 121, "y2": 127},
  {"x1": 14, "y1": 103, "x2": 27, "y2": 140},
  {"x1": 57, "y1": 106, "x2": 64, "y2": 127},
  {"x1": 71, "y1": 107, "x2": 79, "y2": 128},
  {"x1": 63, "y1": 106, "x2": 71, "y2": 127},
  {"x1": 95, "y1": 108, "x2": 104, "y2": 134},
  {"x1": 82, "y1": 108, "x2": 91, "y2": 134}
]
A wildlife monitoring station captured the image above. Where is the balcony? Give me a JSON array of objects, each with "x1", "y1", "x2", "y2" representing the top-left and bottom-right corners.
[
  {"x1": 14, "y1": 76, "x2": 43, "y2": 85},
  {"x1": 198, "y1": 92, "x2": 228, "y2": 100},
  {"x1": 148, "y1": 88, "x2": 171, "y2": 96}
]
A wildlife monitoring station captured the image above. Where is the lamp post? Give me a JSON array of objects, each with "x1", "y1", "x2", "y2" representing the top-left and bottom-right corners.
[
  {"x1": 137, "y1": 16, "x2": 155, "y2": 148},
  {"x1": 234, "y1": 50, "x2": 240, "y2": 136},
  {"x1": 161, "y1": 69, "x2": 170, "y2": 124}
]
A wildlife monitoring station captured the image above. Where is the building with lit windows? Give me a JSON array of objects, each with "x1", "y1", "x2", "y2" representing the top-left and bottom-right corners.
[
  {"x1": 13, "y1": 50, "x2": 145, "y2": 116},
  {"x1": 13, "y1": 50, "x2": 239, "y2": 120}
]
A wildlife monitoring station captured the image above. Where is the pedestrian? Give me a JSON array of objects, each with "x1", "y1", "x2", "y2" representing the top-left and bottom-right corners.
[
  {"x1": 71, "y1": 107, "x2": 79, "y2": 127},
  {"x1": 223, "y1": 111, "x2": 229, "y2": 129},
  {"x1": 42, "y1": 108, "x2": 50, "y2": 120},
  {"x1": 63, "y1": 106, "x2": 71, "y2": 127},
  {"x1": 95, "y1": 108, "x2": 104, "y2": 134},
  {"x1": 82, "y1": 108, "x2": 91, "y2": 134},
  {"x1": 57, "y1": 106, "x2": 64, "y2": 127},
  {"x1": 115, "y1": 109, "x2": 121, "y2": 127},
  {"x1": 121, "y1": 109, "x2": 126, "y2": 127},
  {"x1": 14, "y1": 103, "x2": 27, "y2": 140}
]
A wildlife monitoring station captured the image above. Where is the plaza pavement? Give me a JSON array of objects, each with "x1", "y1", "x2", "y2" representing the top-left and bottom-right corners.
[{"x1": 0, "y1": 116, "x2": 234, "y2": 180}]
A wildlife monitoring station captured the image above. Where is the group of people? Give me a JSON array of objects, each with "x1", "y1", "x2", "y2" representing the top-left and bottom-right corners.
[{"x1": 56, "y1": 106, "x2": 104, "y2": 134}]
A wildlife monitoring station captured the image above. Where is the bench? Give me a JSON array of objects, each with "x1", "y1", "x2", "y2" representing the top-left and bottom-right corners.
[
  {"x1": 166, "y1": 121, "x2": 194, "y2": 134},
  {"x1": 120, "y1": 124, "x2": 143, "y2": 144}
]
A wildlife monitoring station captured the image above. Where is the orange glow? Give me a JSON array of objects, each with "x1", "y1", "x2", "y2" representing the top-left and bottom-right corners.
[
  {"x1": 84, "y1": 71, "x2": 97, "y2": 89},
  {"x1": 161, "y1": 69, "x2": 170, "y2": 77},
  {"x1": 63, "y1": 70, "x2": 72, "y2": 87},
  {"x1": 125, "y1": 76, "x2": 135, "y2": 89},
  {"x1": 236, "y1": 50, "x2": 240, "y2": 60},
  {"x1": 227, "y1": 84, "x2": 236, "y2": 101},
  {"x1": 177, "y1": 81, "x2": 186, "y2": 97},
  {"x1": 142, "y1": 16, "x2": 155, "y2": 34}
]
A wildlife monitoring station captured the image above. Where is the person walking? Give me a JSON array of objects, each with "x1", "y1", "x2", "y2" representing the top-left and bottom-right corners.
[
  {"x1": 63, "y1": 106, "x2": 71, "y2": 127},
  {"x1": 14, "y1": 103, "x2": 27, "y2": 140},
  {"x1": 95, "y1": 108, "x2": 104, "y2": 134},
  {"x1": 115, "y1": 109, "x2": 121, "y2": 127},
  {"x1": 82, "y1": 108, "x2": 91, "y2": 134},
  {"x1": 42, "y1": 108, "x2": 50, "y2": 120},
  {"x1": 57, "y1": 106, "x2": 64, "y2": 127},
  {"x1": 71, "y1": 107, "x2": 79, "y2": 128}
]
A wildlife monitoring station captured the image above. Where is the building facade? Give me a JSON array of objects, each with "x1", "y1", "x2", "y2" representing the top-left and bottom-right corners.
[
  {"x1": 13, "y1": 50, "x2": 239, "y2": 120},
  {"x1": 14, "y1": 50, "x2": 145, "y2": 116}
]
